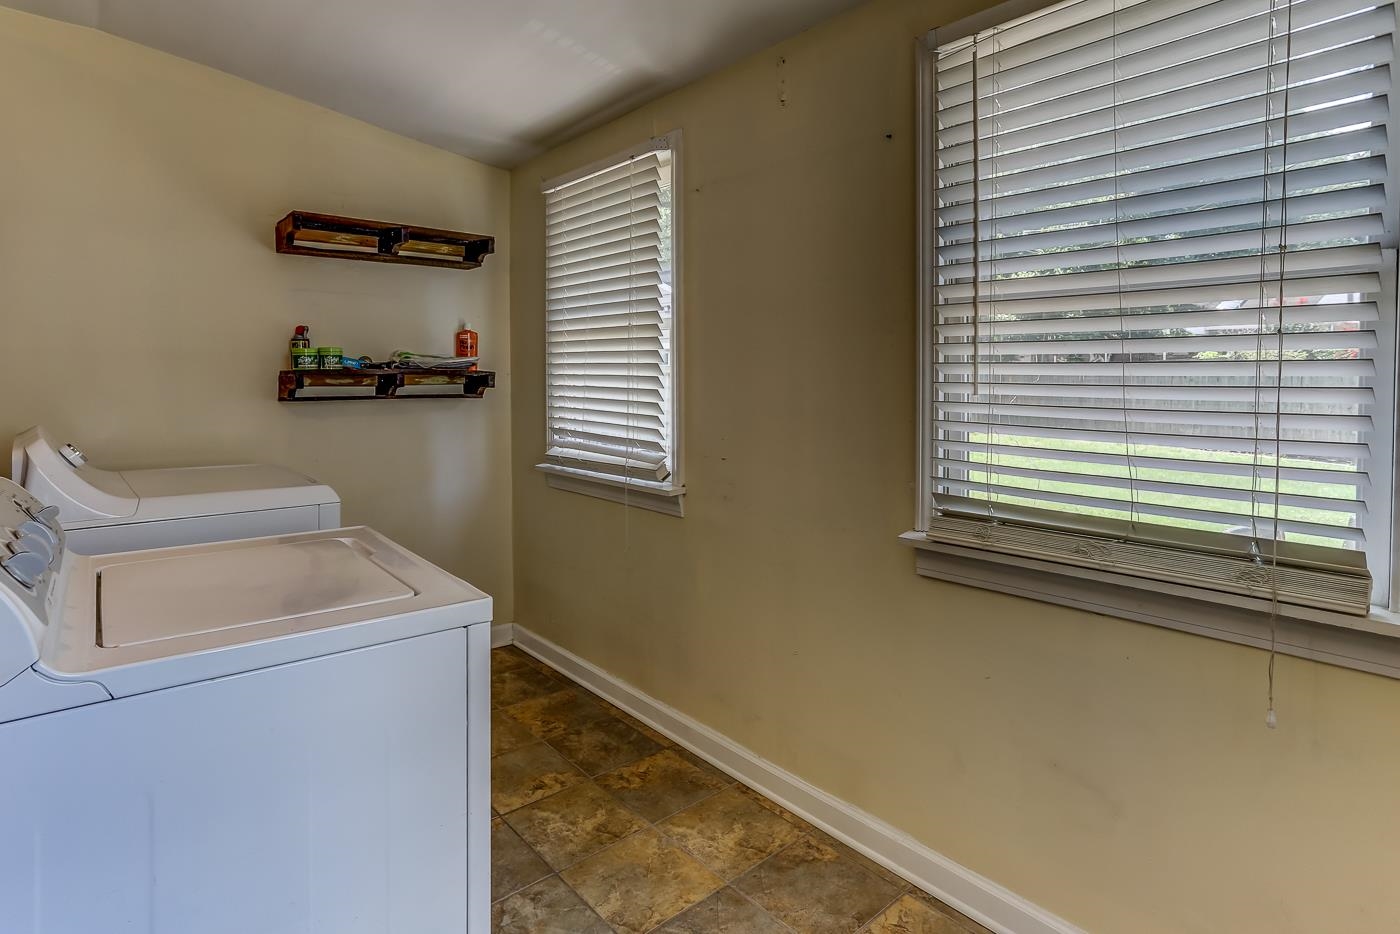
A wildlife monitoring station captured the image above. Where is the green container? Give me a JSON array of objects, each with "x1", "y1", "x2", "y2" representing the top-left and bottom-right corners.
[
  {"x1": 318, "y1": 347, "x2": 343, "y2": 369},
  {"x1": 291, "y1": 347, "x2": 320, "y2": 370}
]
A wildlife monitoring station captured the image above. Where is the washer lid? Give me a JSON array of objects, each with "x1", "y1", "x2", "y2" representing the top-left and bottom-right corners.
[
  {"x1": 97, "y1": 538, "x2": 414, "y2": 647},
  {"x1": 41, "y1": 527, "x2": 492, "y2": 697}
]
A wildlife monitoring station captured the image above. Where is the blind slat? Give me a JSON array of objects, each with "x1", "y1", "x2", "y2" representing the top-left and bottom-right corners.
[
  {"x1": 936, "y1": 302, "x2": 1378, "y2": 338},
  {"x1": 937, "y1": 244, "x2": 1382, "y2": 303},
  {"x1": 936, "y1": 484, "x2": 1364, "y2": 541},
  {"x1": 936, "y1": 438, "x2": 1371, "y2": 488},
  {"x1": 934, "y1": 458, "x2": 1359, "y2": 512}
]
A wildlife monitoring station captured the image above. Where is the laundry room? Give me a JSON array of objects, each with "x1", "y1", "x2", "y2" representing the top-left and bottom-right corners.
[{"x1": 3, "y1": 1, "x2": 1400, "y2": 933}]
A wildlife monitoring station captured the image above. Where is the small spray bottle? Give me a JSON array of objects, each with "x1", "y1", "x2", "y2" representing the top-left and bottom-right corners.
[{"x1": 289, "y1": 325, "x2": 311, "y2": 366}]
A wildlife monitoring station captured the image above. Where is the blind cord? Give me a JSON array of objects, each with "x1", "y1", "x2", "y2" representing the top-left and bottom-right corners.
[
  {"x1": 1249, "y1": 24, "x2": 1274, "y2": 726},
  {"x1": 624, "y1": 157, "x2": 635, "y2": 533},
  {"x1": 971, "y1": 39, "x2": 984, "y2": 400},
  {"x1": 1110, "y1": 0, "x2": 1139, "y2": 536},
  {"x1": 1266, "y1": 0, "x2": 1296, "y2": 731},
  {"x1": 971, "y1": 34, "x2": 998, "y2": 523}
]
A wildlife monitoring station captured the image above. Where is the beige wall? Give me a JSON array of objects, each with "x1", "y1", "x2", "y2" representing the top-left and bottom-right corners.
[
  {"x1": 0, "y1": 8, "x2": 513, "y2": 618},
  {"x1": 509, "y1": 1, "x2": 1400, "y2": 931}
]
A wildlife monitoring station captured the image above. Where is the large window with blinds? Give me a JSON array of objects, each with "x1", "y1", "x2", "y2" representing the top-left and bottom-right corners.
[
  {"x1": 917, "y1": 0, "x2": 1398, "y2": 617},
  {"x1": 538, "y1": 135, "x2": 683, "y2": 513}
]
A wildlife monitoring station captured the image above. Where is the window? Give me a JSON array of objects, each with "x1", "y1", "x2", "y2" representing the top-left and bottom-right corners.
[
  {"x1": 537, "y1": 134, "x2": 683, "y2": 515},
  {"x1": 915, "y1": 0, "x2": 1398, "y2": 621}
]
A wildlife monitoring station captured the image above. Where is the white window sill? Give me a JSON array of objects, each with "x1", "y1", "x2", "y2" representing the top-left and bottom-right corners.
[
  {"x1": 901, "y1": 532, "x2": 1400, "y2": 680},
  {"x1": 536, "y1": 464, "x2": 685, "y2": 517}
]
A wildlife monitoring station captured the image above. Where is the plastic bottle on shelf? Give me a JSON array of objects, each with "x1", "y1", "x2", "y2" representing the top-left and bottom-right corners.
[{"x1": 455, "y1": 322, "x2": 479, "y2": 371}]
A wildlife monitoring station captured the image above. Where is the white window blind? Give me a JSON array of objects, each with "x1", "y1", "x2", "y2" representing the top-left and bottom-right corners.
[
  {"x1": 542, "y1": 142, "x2": 677, "y2": 486},
  {"x1": 922, "y1": 0, "x2": 1398, "y2": 614}
]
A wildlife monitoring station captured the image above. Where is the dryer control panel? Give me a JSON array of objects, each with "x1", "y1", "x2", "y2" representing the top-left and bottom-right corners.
[{"x1": 0, "y1": 478, "x2": 66, "y2": 681}]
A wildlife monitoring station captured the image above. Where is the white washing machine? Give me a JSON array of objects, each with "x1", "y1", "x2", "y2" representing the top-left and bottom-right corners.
[
  {"x1": 12, "y1": 425, "x2": 341, "y2": 554},
  {"x1": 0, "y1": 478, "x2": 491, "y2": 934}
]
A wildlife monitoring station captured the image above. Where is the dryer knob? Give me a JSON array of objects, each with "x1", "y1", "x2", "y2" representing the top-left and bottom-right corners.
[
  {"x1": 12, "y1": 532, "x2": 53, "y2": 566},
  {"x1": 30, "y1": 504, "x2": 61, "y2": 533},
  {"x1": 2, "y1": 550, "x2": 48, "y2": 589},
  {"x1": 17, "y1": 520, "x2": 59, "y2": 554}
]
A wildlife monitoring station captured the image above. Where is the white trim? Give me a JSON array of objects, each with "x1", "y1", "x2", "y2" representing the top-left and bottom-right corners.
[
  {"x1": 1381, "y1": 250, "x2": 1400, "y2": 610},
  {"x1": 537, "y1": 465, "x2": 685, "y2": 517},
  {"x1": 902, "y1": 534, "x2": 1400, "y2": 679},
  {"x1": 490, "y1": 623, "x2": 514, "y2": 649},
  {"x1": 668, "y1": 130, "x2": 686, "y2": 497},
  {"x1": 929, "y1": 0, "x2": 1066, "y2": 46},
  {"x1": 915, "y1": 36, "x2": 937, "y2": 531},
  {"x1": 511, "y1": 624, "x2": 1086, "y2": 934}
]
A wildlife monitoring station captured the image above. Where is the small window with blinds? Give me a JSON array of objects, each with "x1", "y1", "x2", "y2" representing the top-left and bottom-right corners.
[
  {"x1": 537, "y1": 135, "x2": 683, "y2": 512},
  {"x1": 917, "y1": 0, "x2": 1398, "y2": 616}
]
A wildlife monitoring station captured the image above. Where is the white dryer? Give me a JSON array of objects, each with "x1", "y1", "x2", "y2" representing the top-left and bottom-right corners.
[
  {"x1": 0, "y1": 478, "x2": 491, "y2": 934},
  {"x1": 12, "y1": 425, "x2": 341, "y2": 554}
]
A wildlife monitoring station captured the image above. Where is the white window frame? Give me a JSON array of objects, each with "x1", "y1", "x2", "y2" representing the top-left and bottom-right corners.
[
  {"x1": 906, "y1": 1, "x2": 1400, "y2": 678},
  {"x1": 535, "y1": 131, "x2": 685, "y2": 517}
]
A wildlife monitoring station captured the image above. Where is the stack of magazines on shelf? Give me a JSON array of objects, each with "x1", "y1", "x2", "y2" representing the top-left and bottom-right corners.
[{"x1": 389, "y1": 350, "x2": 479, "y2": 370}]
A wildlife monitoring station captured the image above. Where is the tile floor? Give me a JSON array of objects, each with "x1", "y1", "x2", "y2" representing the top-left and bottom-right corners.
[{"x1": 491, "y1": 646, "x2": 994, "y2": 934}]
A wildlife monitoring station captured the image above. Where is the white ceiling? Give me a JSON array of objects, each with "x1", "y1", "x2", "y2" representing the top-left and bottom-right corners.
[{"x1": 3, "y1": 0, "x2": 864, "y2": 167}]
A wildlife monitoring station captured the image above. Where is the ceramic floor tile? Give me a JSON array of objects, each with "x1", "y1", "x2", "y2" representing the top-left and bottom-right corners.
[
  {"x1": 491, "y1": 818, "x2": 551, "y2": 902},
  {"x1": 491, "y1": 742, "x2": 587, "y2": 814},
  {"x1": 654, "y1": 886, "x2": 790, "y2": 933},
  {"x1": 550, "y1": 712, "x2": 663, "y2": 776},
  {"x1": 492, "y1": 646, "x2": 557, "y2": 679},
  {"x1": 597, "y1": 698, "x2": 676, "y2": 747},
  {"x1": 820, "y1": 834, "x2": 911, "y2": 894},
  {"x1": 491, "y1": 645, "x2": 530, "y2": 672},
  {"x1": 491, "y1": 664, "x2": 563, "y2": 709},
  {"x1": 492, "y1": 709, "x2": 538, "y2": 758},
  {"x1": 675, "y1": 748, "x2": 734, "y2": 786},
  {"x1": 490, "y1": 651, "x2": 937, "y2": 933},
  {"x1": 502, "y1": 687, "x2": 614, "y2": 742},
  {"x1": 492, "y1": 875, "x2": 612, "y2": 934},
  {"x1": 735, "y1": 783, "x2": 819, "y2": 836},
  {"x1": 909, "y1": 892, "x2": 998, "y2": 934},
  {"x1": 734, "y1": 835, "x2": 901, "y2": 934},
  {"x1": 864, "y1": 892, "x2": 990, "y2": 934},
  {"x1": 595, "y1": 748, "x2": 731, "y2": 822},
  {"x1": 658, "y1": 786, "x2": 804, "y2": 880},
  {"x1": 734, "y1": 784, "x2": 906, "y2": 892},
  {"x1": 561, "y1": 829, "x2": 724, "y2": 934},
  {"x1": 504, "y1": 780, "x2": 649, "y2": 871}
]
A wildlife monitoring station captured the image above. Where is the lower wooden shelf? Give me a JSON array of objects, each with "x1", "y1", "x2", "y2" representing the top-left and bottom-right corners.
[{"x1": 278, "y1": 368, "x2": 495, "y2": 401}]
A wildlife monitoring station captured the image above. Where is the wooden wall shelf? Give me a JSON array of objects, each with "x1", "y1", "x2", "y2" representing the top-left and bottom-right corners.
[
  {"x1": 275, "y1": 211, "x2": 495, "y2": 269},
  {"x1": 278, "y1": 368, "x2": 496, "y2": 402}
]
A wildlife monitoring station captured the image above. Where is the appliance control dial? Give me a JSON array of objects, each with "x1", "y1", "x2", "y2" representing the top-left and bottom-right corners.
[
  {"x1": 26, "y1": 504, "x2": 61, "y2": 533},
  {"x1": 12, "y1": 532, "x2": 53, "y2": 566},
  {"x1": 2, "y1": 549, "x2": 47, "y2": 590},
  {"x1": 16, "y1": 519, "x2": 58, "y2": 552}
]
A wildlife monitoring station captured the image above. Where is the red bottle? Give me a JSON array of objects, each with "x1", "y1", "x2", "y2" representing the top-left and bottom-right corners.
[{"x1": 455, "y1": 322, "x2": 478, "y2": 366}]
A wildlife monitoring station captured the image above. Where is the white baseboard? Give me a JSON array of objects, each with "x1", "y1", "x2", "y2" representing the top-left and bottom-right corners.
[
  {"x1": 490, "y1": 623, "x2": 514, "y2": 649},
  {"x1": 510, "y1": 624, "x2": 1084, "y2": 934}
]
